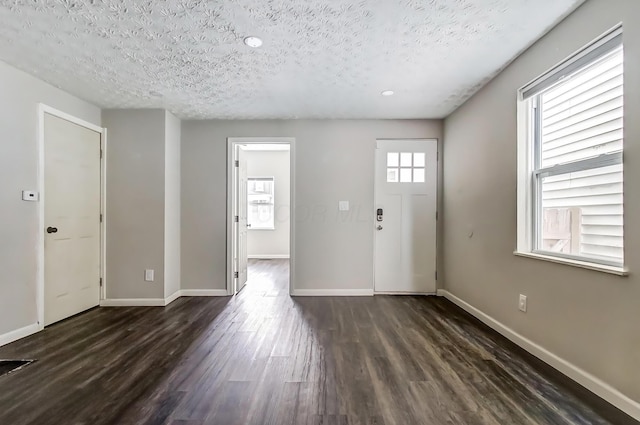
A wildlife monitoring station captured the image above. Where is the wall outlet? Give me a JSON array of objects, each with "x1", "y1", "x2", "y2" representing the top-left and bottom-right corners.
[
  {"x1": 144, "y1": 269, "x2": 155, "y2": 282},
  {"x1": 22, "y1": 190, "x2": 39, "y2": 201},
  {"x1": 519, "y1": 294, "x2": 527, "y2": 312},
  {"x1": 339, "y1": 201, "x2": 350, "y2": 211}
]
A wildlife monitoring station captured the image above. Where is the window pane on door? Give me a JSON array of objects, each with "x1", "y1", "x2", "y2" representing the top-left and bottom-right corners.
[
  {"x1": 387, "y1": 168, "x2": 399, "y2": 183},
  {"x1": 387, "y1": 152, "x2": 399, "y2": 167},
  {"x1": 413, "y1": 168, "x2": 425, "y2": 183},
  {"x1": 400, "y1": 168, "x2": 412, "y2": 183},
  {"x1": 413, "y1": 153, "x2": 426, "y2": 167},
  {"x1": 400, "y1": 152, "x2": 412, "y2": 167}
]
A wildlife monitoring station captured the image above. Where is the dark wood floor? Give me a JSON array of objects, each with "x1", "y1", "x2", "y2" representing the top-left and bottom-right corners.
[{"x1": 0, "y1": 259, "x2": 635, "y2": 425}]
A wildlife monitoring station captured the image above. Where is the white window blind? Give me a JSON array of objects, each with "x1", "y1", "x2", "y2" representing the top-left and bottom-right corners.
[{"x1": 540, "y1": 48, "x2": 624, "y2": 168}]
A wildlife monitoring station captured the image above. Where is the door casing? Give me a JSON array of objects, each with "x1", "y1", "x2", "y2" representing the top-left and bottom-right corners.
[
  {"x1": 226, "y1": 137, "x2": 295, "y2": 296},
  {"x1": 37, "y1": 104, "x2": 107, "y2": 330}
]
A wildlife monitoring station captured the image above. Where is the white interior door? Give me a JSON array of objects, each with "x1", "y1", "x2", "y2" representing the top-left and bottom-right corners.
[
  {"x1": 234, "y1": 145, "x2": 249, "y2": 294},
  {"x1": 374, "y1": 139, "x2": 437, "y2": 294},
  {"x1": 44, "y1": 113, "x2": 101, "y2": 325}
]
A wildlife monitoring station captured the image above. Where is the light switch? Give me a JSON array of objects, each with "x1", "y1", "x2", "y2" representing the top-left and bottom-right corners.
[
  {"x1": 22, "y1": 191, "x2": 39, "y2": 201},
  {"x1": 339, "y1": 201, "x2": 350, "y2": 211}
]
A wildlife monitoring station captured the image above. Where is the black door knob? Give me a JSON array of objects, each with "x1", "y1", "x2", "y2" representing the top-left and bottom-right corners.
[{"x1": 46, "y1": 227, "x2": 58, "y2": 234}]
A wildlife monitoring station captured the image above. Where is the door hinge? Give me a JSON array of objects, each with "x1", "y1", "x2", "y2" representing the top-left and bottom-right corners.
[
  {"x1": 435, "y1": 271, "x2": 438, "y2": 280},
  {"x1": 100, "y1": 214, "x2": 103, "y2": 223},
  {"x1": 235, "y1": 160, "x2": 239, "y2": 167},
  {"x1": 234, "y1": 271, "x2": 239, "y2": 278},
  {"x1": 100, "y1": 149, "x2": 103, "y2": 159},
  {"x1": 99, "y1": 277, "x2": 103, "y2": 287},
  {"x1": 436, "y1": 211, "x2": 438, "y2": 220},
  {"x1": 437, "y1": 152, "x2": 439, "y2": 161},
  {"x1": 234, "y1": 215, "x2": 239, "y2": 223}
]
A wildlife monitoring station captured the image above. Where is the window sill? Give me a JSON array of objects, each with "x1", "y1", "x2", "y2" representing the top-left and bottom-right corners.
[{"x1": 513, "y1": 251, "x2": 628, "y2": 276}]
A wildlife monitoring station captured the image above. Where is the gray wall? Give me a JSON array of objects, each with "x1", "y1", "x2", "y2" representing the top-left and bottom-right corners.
[
  {"x1": 181, "y1": 120, "x2": 443, "y2": 291},
  {"x1": 164, "y1": 111, "x2": 181, "y2": 297},
  {"x1": 246, "y1": 150, "x2": 290, "y2": 258},
  {"x1": 443, "y1": 0, "x2": 639, "y2": 404},
  {"x1": 0, "y1": 60, "x2": 100, "y2": 336},
  {"x1": 103, "y1": 109, "x2": 166, "y2": 300}
]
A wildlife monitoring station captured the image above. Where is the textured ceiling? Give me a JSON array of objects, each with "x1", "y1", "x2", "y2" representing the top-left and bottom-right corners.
[{"x1": 0, "y1": 0, "x2": 584, "y2": 120}]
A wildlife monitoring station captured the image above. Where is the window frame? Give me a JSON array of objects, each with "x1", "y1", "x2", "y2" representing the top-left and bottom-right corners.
[
  {"x1": 247, "y1": 176, "x2": 276, "y2": 231},
  {"x1": 516, "y1": 26, "x2": 626, "y2": 273}
]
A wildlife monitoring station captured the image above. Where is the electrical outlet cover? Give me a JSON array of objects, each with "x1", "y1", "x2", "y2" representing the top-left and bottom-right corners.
[
  {"x1": 145, "y1": 269, "x2": 155, "y2": 282},
  {"x1": 519, "y1": 294, "x2": 527, "y2": 312}
]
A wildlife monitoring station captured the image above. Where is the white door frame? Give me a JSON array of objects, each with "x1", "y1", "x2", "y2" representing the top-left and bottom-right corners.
[
  {"x1": 226, "y1": 137, "x2": 295, "y2": 296},
  {"x1": 373, "y1": 138, "x2": 439, "y2": 295},
  {"x1": 37, "y1": 104, "x2": 107, "y2": 329}
]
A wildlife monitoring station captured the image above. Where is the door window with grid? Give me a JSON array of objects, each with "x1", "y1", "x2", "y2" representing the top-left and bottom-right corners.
[{"x1": 386, "y1": 152, "x2": 426, "y2": 183}]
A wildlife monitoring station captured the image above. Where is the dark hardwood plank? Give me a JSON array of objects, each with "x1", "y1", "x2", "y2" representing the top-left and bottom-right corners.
[{"x1": 0, "y1": 259, "x2": 635, "y2": 425}]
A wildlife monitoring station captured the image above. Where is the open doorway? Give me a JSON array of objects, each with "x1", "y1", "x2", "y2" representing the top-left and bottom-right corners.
[{"x1": 227, "y1": 138, "x2": 295, "y2": 297}]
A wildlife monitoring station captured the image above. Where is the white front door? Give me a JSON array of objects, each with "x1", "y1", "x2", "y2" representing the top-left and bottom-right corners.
[
  {"x1": 44, "y1": 113, "x2": 101, "y2": 325},
  {"x1": 374, "y1": 139, "x2": 438, "y2": 294},
  {"x1": 234, "y1": 145, "x2": 249, "y2": 294}
]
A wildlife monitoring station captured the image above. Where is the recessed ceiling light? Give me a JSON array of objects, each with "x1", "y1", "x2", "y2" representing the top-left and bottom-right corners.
[
  {"x1": 381, "y1": 90, "x2": 395, "y2": 96},
  {"x1": 243, "y1": 36, "x2": 263, "y2": 48}
]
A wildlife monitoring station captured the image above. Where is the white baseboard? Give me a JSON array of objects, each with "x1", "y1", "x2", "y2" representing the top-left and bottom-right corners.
[
  {"x1": 375, "y1": 291, "x2": 437, "y2": 295},
  {"x1": 248, "y1": 255, "x2": 290, "y2": 259},
  {"x1": 100, "y1": 298, "x2": 167, "y2": 307},
  {"x1": 101, "y1": 288, "x2": 230, "y2": 307},
  {"x1": 291, "y1": 289, "x2": 374, "y2": 296},
  {"x1": 437, "y1": 289, "x2": 640, "y2": 421},
  {"x1": 165, "y1": 290, "x2": 182, "y2": 306},
  {"x1": 0, "y1": 323, "x2": 41, "y2": 347},
  {"x1": 180, "y1": 289, "x2": 229, "y2": 297}
]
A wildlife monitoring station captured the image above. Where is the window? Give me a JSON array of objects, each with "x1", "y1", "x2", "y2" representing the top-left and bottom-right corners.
[
  {"x1": 248, "y1": 177, "x2": 275, "y2": 230},
  {"x1": 387, "y1": 152, "x2": 426, "y2": 183},
  {"x1": 517, "y1": 27, "x2": 624, "y2": 269}
]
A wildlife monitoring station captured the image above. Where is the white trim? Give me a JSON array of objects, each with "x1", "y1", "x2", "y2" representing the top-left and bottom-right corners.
[
  {"x1": 164, "y1": 290, "x2": 182, "y2": 306},
  {"x1": 101, "y1": 128, "x2": 108, "y2": 301},
  {"x1": 100, "y1": 298, "x2": 167, "y2": 307},
  {"x1": 374, "y1": 291, "x2": 437, "y2": 296},
  {"x1": 514, "y1": 251, "x2": 628, "y2": 276},
  {"x1": 291, "y1": 289, "x2": 374, "y2": 297},
  {"x1": 0, "y1": 324, "x2": 41, "y2": 347},
  {"x1": 99, "y1": 289, "x2": 231, "y2": 307},
  {"x1": 248, "y1": 255, "x2": 290, "y2": 259},
  {"x1": 516, "y1": 97, "x2": 534, "y2": 254},
  {"x1": 39, "y1": 104, "x2": 103, "y2": 133},
  {"x1": 437, "y1": 289, "x2": 640, "y2": 421},
  {"x1": 180, "y1": 289, "x2": 229, "y2": 297},
  {"x1": 37, "y1": 104, "x2": 106, "y2": 328},
  {"x1": 227, "y1": 137, "x2": 296, "y2": 297}
]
